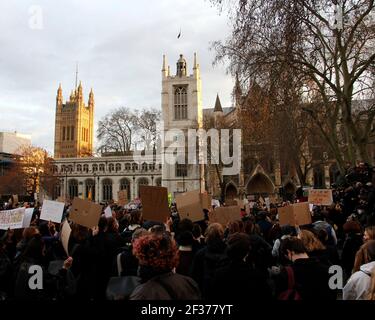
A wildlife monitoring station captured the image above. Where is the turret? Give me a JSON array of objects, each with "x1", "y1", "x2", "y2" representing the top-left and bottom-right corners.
[
  {"x1": 56, "y1": 83, "x2": 63, "y2": 106},
  {"x1": 176, "y1": 54, "x2": 187, "y2": 77},
  {"x1": 88, "y1": 88, "x2": 94, "y2": 107}
]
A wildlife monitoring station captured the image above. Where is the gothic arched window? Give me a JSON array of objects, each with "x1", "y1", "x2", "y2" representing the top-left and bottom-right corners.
[
  {"x1": 102, "y1": 179, "x2": 113, "y2": 201},
  {"x1": 174, "y1": 86, "x2": 187, "y2": 120}
]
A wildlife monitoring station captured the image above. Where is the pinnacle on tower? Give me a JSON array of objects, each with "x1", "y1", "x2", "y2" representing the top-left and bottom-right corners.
[{"x1": 214, "y1": 93, "x2": 223, "y2": 112}]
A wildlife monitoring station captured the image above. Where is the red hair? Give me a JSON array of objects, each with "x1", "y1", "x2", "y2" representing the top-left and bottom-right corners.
[{"x1": 132, "y1": 233, "x2": 179, "y2": 271}]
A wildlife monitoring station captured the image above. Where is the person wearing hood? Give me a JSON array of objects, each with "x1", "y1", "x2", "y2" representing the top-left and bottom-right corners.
[{"x1": 343, "y1": 240, "x2": 375, "y2": 300}]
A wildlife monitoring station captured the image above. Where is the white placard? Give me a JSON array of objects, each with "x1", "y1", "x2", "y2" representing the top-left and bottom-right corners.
[
  {"x1": 104, "y1": 206, "x2": 112, "y2": 218},
  {"x1": 22, "y1": 208, "x2": 34, "y2": 228},
  {"x1": 40, "y1": 200, "x2": 65, "y2": 223},
  {"x1": 0, "y1": 208, "x2": 25, "y2": 230}
]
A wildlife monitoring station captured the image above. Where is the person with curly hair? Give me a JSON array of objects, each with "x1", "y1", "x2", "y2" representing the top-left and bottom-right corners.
[{"x1": 130, "y1": 232, "x2": 201, "y2": 300}]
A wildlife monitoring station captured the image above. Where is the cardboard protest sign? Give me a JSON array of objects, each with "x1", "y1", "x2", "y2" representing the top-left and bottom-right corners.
[
  {"x1": 60, "y1": 220, "x2": 71, "y2": 256},
  {"x1": 70, "y1": 197, "x2": 102, "y2": 228},
  {"x1": 22, "y1": 208, "x2": 34, "y2": 228},
  {"x1": 104, "y1": 206, "x2": 112, "y2": 218},
  {"x1": 308, "y1": 189, "x2": 333, "y2": 206},
  {"x1": 0, "y1": 208, "x2": 25, "y2": 230},
  {"x1": 140, "y1": 186, "x2": 170, "y2": 222},
  {"x1": 278, "y1": 202, "x2": 312, "y2": 226},
  {"x1": 210, "y1": 206, "x2": 242, "y2": 227},
  {"x1": 176, "y1": 190, "x2": 204, "y2": 222},
  {"x1": 200, "y1": 193, "x2": 212, "y2": 210},
  {"x1": 117, "y1": 189, "x2": 128, "y2": 206},
  {"x1": 40, "y1": 200, "x2": 65, "y2": 223}
]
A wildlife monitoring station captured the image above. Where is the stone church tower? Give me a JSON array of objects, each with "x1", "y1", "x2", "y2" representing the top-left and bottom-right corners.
[
  {"x1": 54, "y1": 82, "x2": 94, "y2": 158},
  {"x1": 161, "y1": 53, "x2": 204, "y2": 195}
]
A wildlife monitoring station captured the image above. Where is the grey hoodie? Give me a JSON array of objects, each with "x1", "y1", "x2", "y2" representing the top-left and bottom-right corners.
[{"x1": 343, "y1": 261, "x2": 375, "y2": 300}]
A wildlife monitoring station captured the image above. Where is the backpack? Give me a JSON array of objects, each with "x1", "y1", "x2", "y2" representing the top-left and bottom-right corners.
[{"x1": 278, "y1": 266, "x2": 302, "y2": 300}]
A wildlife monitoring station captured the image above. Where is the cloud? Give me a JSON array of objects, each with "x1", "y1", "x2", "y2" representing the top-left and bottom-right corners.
[{"x1": 0, "y1": 0, "x2": 233, "y2": 154}]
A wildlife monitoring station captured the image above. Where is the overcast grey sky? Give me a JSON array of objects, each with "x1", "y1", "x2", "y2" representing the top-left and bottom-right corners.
[{"x1": 0, "y1": 0, "x2": 233, "y2": 154}]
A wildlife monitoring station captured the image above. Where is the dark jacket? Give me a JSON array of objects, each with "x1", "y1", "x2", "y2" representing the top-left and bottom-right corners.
[
  {"x1": 130, "y1": 272, "x2": 201, "y2": 300},
  {"x1": 274, "y1": 258, "x2": 336, "y2": 300},
  {"x1": 208, "y1": 260, "x2": 272, "y2": 300},
  {"x1": 341, "y1": 233, "x2": 363, "y2": 277},
  {"x1": 191, "y1": 241, "x2": 228, "y2": 298}
]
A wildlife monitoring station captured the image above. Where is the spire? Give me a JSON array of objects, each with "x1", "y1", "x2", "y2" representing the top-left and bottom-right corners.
[
  {"x1": 162, "y1": 54, "x2": 166, "y2": 71},
  {"x1": 88, "y1": 88, "x2": 94, "y2": 107},
  {"x1": 193, "y1": 52, "x2": 199, "y2": 77},
  {"x1": 162, "y1": 54, "x2": 167, "y2": 77},
  {"x1": 214, "y1": 94, "x2": 223, "y2": 112},
  {"x1": 167, "y1": 65, "x2": 170, "y2": 76},
  {"x1": 57, "y1": 83, "x2": 62, "y2": 96}
]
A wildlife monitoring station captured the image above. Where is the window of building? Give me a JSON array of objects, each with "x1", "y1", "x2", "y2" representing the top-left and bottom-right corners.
[
  {"x1": 120, "y1": 178, "x2": 131, "y2": 199},
  {"x1": 76, "y1": 164, "x2": 82, "y2": 172},
  {"x1": 174, "y1": 86, "x2": 188, "y2": 120},
  {"x1": 141, "y1": 163, "x2": 148, "y2": 172},
  {"x1": 132, "y1": 163, "x2": 138, "y2": 171},
  {"x1": 71, "y1": 126, "x2": 74, "y2": 141},
  {"x1": 85, "y1": 179, "x2": 95, "y2": 201},
  {"x1": 67, "y1": 127, "x2": 70, "y2": 141},
  {"x1": 102, "y1": 179, "x2": 113, "y2": 201},
  {"x1": 83, "y1": 164, "x2": 89, "y2": 173},
  {"x1": 68, "y1": 179, "x2": 78, "y2": 199},
  {"x1": 62, "y1": 127, "x2": 66, "y2": 141},
  {"x1": 109, "y1": 163, "x2": 115, "y2": 173},
  {"x1": 99, "y1": 164, "x2": 105, "y2": 172},
  {"x1": 92, "y1": 164, "x2": 98, "y2": 172},
  {"x1": 115, "y1": 163, "x2": 121, "y2": 172},
  {"x1": 176, "y1": 164, "x2": 188, "y2": 177},
  {"x1": 125, "y1": 163, "x2": 131, "y2": 171}
]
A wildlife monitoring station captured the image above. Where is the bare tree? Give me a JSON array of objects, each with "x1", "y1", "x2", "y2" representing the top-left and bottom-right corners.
[
  {"x1": 134, "y1": 108, "x2": 161, "y2": 151},
  {"x1": 211, "y1": 0, "x2": 375, "y2": 169},
  {"x1": 97, "y1": 107, "x2": 137, "y2": 153}
]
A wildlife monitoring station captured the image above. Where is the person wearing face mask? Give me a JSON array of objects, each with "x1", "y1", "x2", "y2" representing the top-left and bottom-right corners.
[{"x1": 274, "y1": 237, "x2": 336, "y2": 300}]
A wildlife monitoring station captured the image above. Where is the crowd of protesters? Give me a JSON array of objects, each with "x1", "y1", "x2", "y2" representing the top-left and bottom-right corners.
[{"x1": 0, "y1": 162, "x2": 375, "y2": 301}]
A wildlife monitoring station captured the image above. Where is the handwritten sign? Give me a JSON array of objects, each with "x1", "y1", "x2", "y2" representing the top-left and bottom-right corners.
[
  {"x1": 308, "y1": 189, "x2": 333, "y2": 206},
  {"x1": 40, "y1": 200, "x2": 65, "y2": 223},
  {"x1": 0, "y1": 208, "x2": 25, "y2": 230},
  {"x1": 200, "y1": 193, "x2": 212, "y2": 210},
  {"x1": 140, "y1": 186, "x2": 170, "y2": 222},
  {"x1": 70, "y1": 197, "x2": 102, "y2": 228}
]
